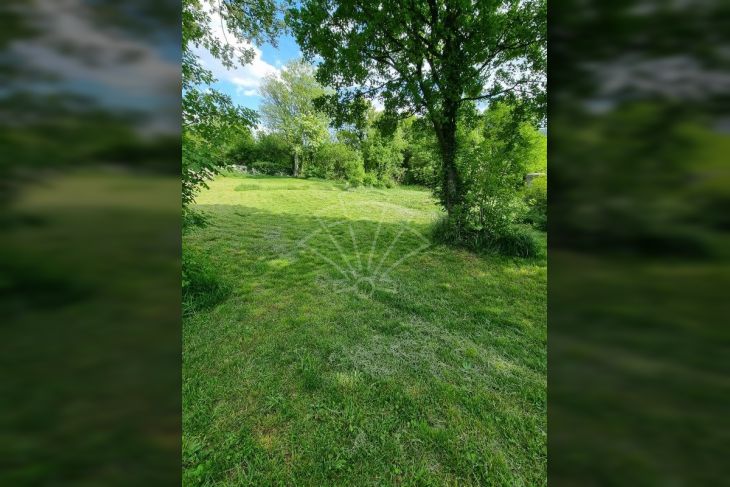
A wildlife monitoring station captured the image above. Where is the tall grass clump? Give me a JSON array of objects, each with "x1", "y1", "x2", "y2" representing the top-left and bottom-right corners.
[
  {"x1": 432, "y1": 214, "x2": 539, "y2": 258},
  {"x1": 182, "y1": 247, "x2": 228, "y2": 314}
]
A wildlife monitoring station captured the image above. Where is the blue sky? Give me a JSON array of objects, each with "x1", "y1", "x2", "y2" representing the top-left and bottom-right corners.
[{"x1": 192, "y1": 8, "x2": 303, "y2": 111}]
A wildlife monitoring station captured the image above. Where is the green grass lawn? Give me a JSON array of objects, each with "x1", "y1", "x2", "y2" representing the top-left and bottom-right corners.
[{"x1": 183, "y1": 174, "x2": 547, "y2": 486}]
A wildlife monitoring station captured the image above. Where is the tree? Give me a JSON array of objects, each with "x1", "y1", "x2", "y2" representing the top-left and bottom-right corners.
[
  {"x1": 289, "y1": 0, "x2": 546, "y2": 218},
  {"x1": 259, "y1": 60, "x2": 331, "y2": 176},
  {"x1": 401, "y1": 116, "x2": 440, "y2": 187},
  {"x1": 362, "y1": 113, "x2": 407, "y2": 185},
  {"x1": 182, "y1": 0, "x2": 282, "y2": 207},
  {"x1": 458, "y1": 102, "x2": 538, "y2": 235}
]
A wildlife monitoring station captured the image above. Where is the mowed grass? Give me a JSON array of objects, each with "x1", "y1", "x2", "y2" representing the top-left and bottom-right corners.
[{"x1": 183, "y1": 174, "x2": 547, "y2": 486}]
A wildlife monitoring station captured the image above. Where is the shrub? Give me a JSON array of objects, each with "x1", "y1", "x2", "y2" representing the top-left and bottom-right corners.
[
  {"x1": 402, "y1": 118, "x2": 440, "y2": 187},
  {"x1": 309, "y1": 142, "x2": 365, "y2": 184},
  {"x1": 182, "y1": 247, "x2": 229, "y2": 314},
  {"x1": 404, "y1": 149, "x2": 438, "y2": 187},
  {"x1": 432, "y1": 215, "x2": 539, "y2": 257},
  {"x1": 362, "y1": 127, "x2": 406, "y2": 184},
  {"x1": 523, "y1": 176, "x2": 547, "y2": 231},
  {"x1": 340, "y1": 153, "x2": 365, "y2": 185},
  {"x1": 225, "y1": 133, "x2": 257, "y2": 166},
  {"x1": 226, "y1": 133, "x2": 292, "y2": 176},
  {"x1": 250, "y1": 159, "x2": 286, "y2": 176},
  {"x1": 362, "y1": 172, "x2": 379, "y2": 187},
  {"x1": 489, "y1": 225, "x2": 540, "y2": 257}
]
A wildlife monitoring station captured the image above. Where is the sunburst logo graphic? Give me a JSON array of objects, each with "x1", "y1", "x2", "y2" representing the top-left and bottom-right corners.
[{"x1": 295, "y1": 194, "x2": 431, "y2": 296}]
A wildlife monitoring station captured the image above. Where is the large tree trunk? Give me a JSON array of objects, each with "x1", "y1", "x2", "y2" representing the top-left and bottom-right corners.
[
  {"x1": 292, "y1": 150, "x2": 299, "y2": 177},
  {"x1": 435, "y1": 103, "x2": 462, "y2": 216}
]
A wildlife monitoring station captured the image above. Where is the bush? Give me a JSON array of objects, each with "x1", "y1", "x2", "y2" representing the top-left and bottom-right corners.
[
  {"x1": 182, "y1": 208, "x2": 209, "y2": 231},
  {"x1": 523, "y1": 176, "x2": 547, "y2": 231},
  {"x1": 226, "y1": 133, "x2": 292, "y2": 176},
  {"x1": 432, "y1": 215, "x2": 539, "y2": 257},
  {"x1": 402, "y1": 118, "x2": 440, "y2": 187},
  {"x1": 404, "y1": 150, "x2": 438, "y2": 187},
  {"x1": 362, "y1": 126, "x2": 406, "y2": 184},
  {"x1": 182, "y1": 247, "x2": 229, "y2": 314},
  {"x1": 362, "y1": 172, "x2": 379, "y2": 187},
  {"x1": 309, "y1": 142, "x2": 365, "y2": 184},
  {"x1": 341, "y1": 154, "x2": 365, "y2": 186},
  {"x1": 489, "y1": 225, "x2": 540, "y2": 257},
  {"x1": 250, "y1": 159, "x2": 286, "y2": 176}
]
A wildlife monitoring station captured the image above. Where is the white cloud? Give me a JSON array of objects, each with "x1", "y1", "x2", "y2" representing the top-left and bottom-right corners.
[
  {"x1": 9, "y1": 0, "x2": 180, "y2": 134},
  {"x1": 12, "y1": 0, "x2": 179, "y2": 97},
  {"x1": 191, "y1": 7, "x2": 279, "y2": 93}
]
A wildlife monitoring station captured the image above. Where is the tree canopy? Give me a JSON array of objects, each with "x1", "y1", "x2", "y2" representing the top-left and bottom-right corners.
[{"x1": 289, "y1": 0, "x2": 546, "y2": 214}]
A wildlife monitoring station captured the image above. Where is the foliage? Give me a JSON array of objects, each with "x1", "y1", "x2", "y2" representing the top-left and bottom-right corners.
[
  {"x1": 526, "y1": 131, "x2": 547, "y2": 173},
  {"x1": 259, "y1": 60, "x2": 331, "y2": 176},
  {"x1": 227, "y1": 132, "x2": 293, "y2": 175},
  {"x1": 182, "y1": 246, "x2": 229, "y2": 314},
  {"x1": 433, "y1": 102, "x2": 544, "y2": 255},
  {"x1": 309, "y1": 142, "x2": 365, "y2": 184},
  {"x1": 523, "y1": 176, "x2": 547, "y2": 231},
  {"x1": 224, "y1": 130, "x2": 256, "y2": 166},
  {"x1": 184, "y1": 174, "x2": 546, "y2": 485},
  {"x1": 333, "y1": 107, "x2": 409, "y2": 187},
  {"x1": 401, "y1": 117, "x2": 440, "y2": 187},
  {"x1": 361, "y1": 116, "x2": 407, "y2": 186},
  {"x1": 290, "y1": 0, "x2": 546, "y2": 218},
  {"x1": 255, "y1": 133, "x2": 293, "y2": 173},
  {"x1": 362, "y1": 172, "x2": 379, "y2": 187},
  {"x1": 182, "y1": 0, "x2": 282, "y2": 207}
]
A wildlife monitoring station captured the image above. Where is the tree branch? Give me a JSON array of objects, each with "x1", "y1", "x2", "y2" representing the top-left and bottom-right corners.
[{"x1": 459, "y1": 79, "x2": 533, "y2": 103}]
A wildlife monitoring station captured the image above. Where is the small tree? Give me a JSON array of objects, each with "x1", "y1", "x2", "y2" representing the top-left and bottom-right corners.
[
  {"x1": 437, "y1": 101, "x2": 542, "y2": 255},
  {"x1": 259, "y1": 60, "x2": 331, "y2": 176}
]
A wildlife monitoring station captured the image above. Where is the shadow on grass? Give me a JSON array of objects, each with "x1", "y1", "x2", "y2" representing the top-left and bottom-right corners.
[
  {"x1": 187, "y1": 203, "x2": 546, "y2": 343},
  {"x1": 183, "y1": 204, "x2": 547, "y2": 486}
]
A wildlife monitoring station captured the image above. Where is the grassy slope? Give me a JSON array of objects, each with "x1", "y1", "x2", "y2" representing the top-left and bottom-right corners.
[{"x1": 183, "y1": 175, "x2": 547, "y2": 486}]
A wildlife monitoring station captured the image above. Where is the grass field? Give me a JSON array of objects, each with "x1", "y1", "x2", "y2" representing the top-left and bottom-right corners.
[
  {"x1": 2, "y1": 172, "x2": 181, "y2": 485},
  {"x1": 183, "y1": 174, "x2": 547, "y2": 486}
]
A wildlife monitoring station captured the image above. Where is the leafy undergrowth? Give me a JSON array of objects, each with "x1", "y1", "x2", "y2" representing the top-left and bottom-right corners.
[{"x1": 183, "y1": 175, "x2": 547, "y2": 486}]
